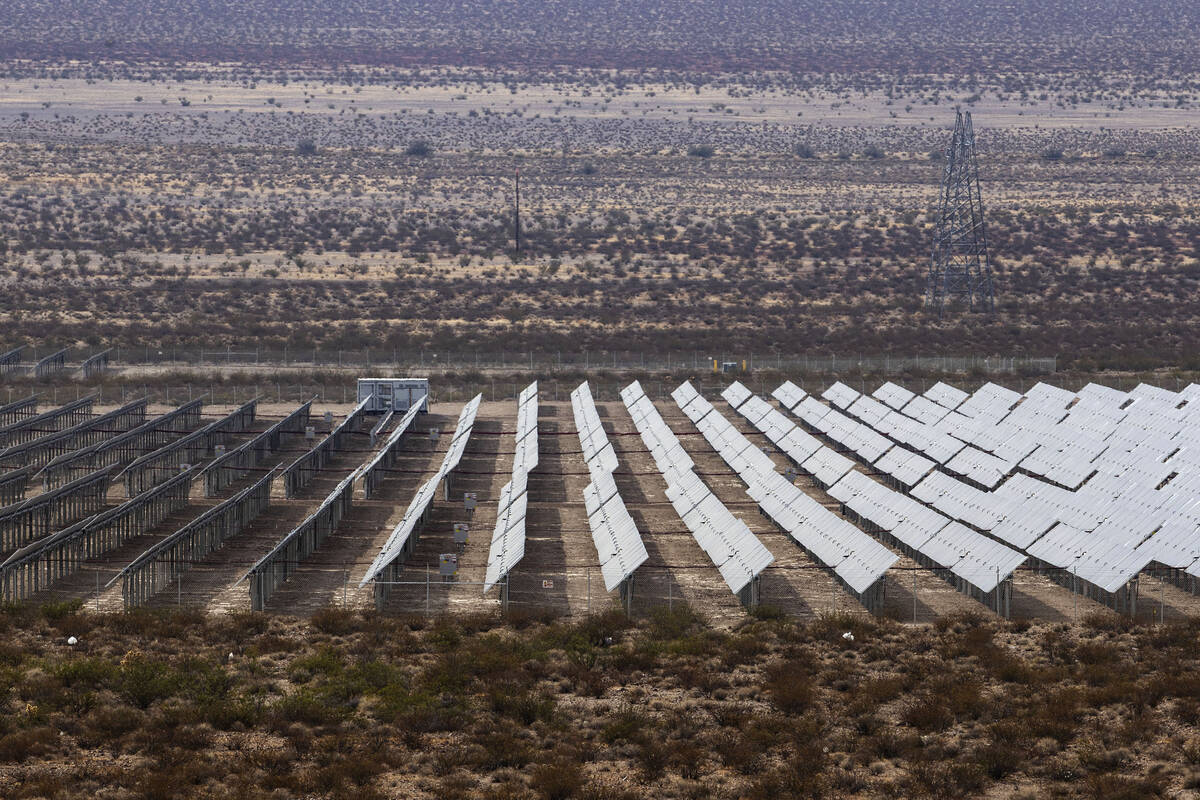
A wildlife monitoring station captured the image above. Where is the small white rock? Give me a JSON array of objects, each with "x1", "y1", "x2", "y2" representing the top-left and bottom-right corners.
[
  {"x1": 67, "y1": 636, "x2": 78, "y2": 646},
  {"x1": 842, "y1": 631, "x2": 854, "y2": 642}
]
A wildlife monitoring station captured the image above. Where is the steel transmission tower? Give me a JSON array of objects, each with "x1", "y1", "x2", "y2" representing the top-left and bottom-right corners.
[{"x1": 925, "y1": 109, "x2": 995, "y2": 315}]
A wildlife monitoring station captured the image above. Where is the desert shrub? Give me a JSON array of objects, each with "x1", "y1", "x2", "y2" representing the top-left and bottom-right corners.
[
  {"x1": 810, "y1": 609, "x2": 876, "y2": 642},
  {"x1": 488, "y1": 686, "x2": 555, "y2": 725},
  {"x1": 78, "y1": 705, "x2": 144, "y2": 747},
  {"x1": 405, "y1": 140, "x2": 434, "y2": 157},
  {"x1": 53, "y1": 656, "x2": 117, "y2": 689},
  {"x1": 1083, "y1": 774, "x2": 1168, "y2": 800},
  {"x1": 972, "y1": 740, "x2": 1023, "y2": 779},
  {"x1": 0, "y1": 726, "x2": 57, "y2": 762},
  {"x1": 602, "y1": 707, "x2": 651, "y2": 743},
  {"x1": 687, "y1": 144, "x2": 714, "y2": 158},
  {"x1": 117, "y1": 651, "x2": 180, "y2": 709},
  {"x1": 903, "y1": 759, "x2": 987, "y2": 798},
  {"x1": 39, "y1": 598, "x2": 84, "y2": 623},
  {"x1": 472, "y1": 729, "x2": 534, "y2": 770},
  {"x1": 530, "y1": 760, "x2": 585, "y2": 800},
  {"x1": 274, "y1": 688, "x2": 346, "y2": 727},
  {"x1": 765, "y1": 660, "x2": 814, "y2": 714},
  {"x1": 645, "y1": 603, "x2": 704, "y2": 642},
  {"x1": 311, "y1": 606, "x2": 361, "y2": 636}
]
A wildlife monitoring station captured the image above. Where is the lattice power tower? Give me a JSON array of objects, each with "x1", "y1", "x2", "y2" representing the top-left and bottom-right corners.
[{"x1": 925, "y1": 109, "x2": 995, "y2": 315}]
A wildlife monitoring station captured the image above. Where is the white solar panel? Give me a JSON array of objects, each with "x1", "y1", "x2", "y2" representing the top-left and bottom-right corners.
[
  {"x1": 361, "y1": 394, "x2": 483, "y2": 585},
  {"x1": 684, "y1": 382, "x2": 897, "y2": 596},
  {"x1": 722, "y1": 381, "x2": 754, "y2": 410},
  {"x1": 772, "y1": 380, "x2": 807, "y2": 411},
  {"x1": 484, "y1": 382, "x2": 539, "y2": 592},
  {"x1": 624, "y1": 381, "x2": 775, "y2": 596}
]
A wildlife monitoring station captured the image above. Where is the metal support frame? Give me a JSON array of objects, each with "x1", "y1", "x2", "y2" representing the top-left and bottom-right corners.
[
  {"x1": 0, "y1": 467, "x2": 113, "y2": 554},
  {"x1": 0, "y1": 465, "x2": 200, "y2": 603},
  {"x1": 361, "y1": 404, "x2": 424, "y2": 499},
  {"x1": 80, "y1": 349, "x2": 113, "y2": 379},
  {"x1": 282, "y1": 397, "x2": 370, "y2": 498},
  {"x1": 32, "y1": 349, "x2": 67, "y2": 379},
  {"x1": 0, "y1": 398, "x2": 147, "y2": 471},
  {"x1": 0, "y1": 347, "x2": 25, "y2": 377},
  {"x1": 38, "y1": 398, "x2": 204, "y2": 489},
  {"x1": 0, "y1": 395, "x2": 38, "y2": 425},
  {"x1": 925, "y1": 109, "x2": 996, "y2": 315},
  {"x1": 0, "y1": 395, "x2": 97, "y2": 450},
  {"x1": 119, "y1": 399, "x2": 257, "y2": 496},
  {"x1": 202, "y1": 400, "x2": 310, "y2": 497},
  {"x1": 246, "y1": 465, "x2": 360, "y2": 611},
  {"x1": 117, "y1": 467, "x2": 277, "y2": 607},
  {"x1": 0, "y1": 468, "x2": 32, "y2": 506}
]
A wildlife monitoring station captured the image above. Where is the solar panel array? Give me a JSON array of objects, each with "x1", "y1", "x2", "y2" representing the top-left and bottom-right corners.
[
  {"x1": 484, "y1": 383, "x2": 540, "y2": 593},
  {"x1": 0, "y1": 468, "x2": 30, "y2": 506},
  {"x1": 622, "y1": 380, "x2": 773, "y2": 598},
  {"x1": 201, "y1": 401, "x2": 312, "y2": 497},
  {"x1": 778, "y1": 376, "x2": 1200, "y2": 609},
  {"x1": 0, "y1": 346, "x2": 23, "y2": 377},
  {"x1": 571, "y1": 381, "x2": 647, "y2": 593},
  {"x1": 360, "y1": 403, "x2": 424, "y2": 499},
  {"x1": 119, "y1": 399, "x2": 257, "y2": 496},
  {"x1": 0, "y1": 466, "x2": 113, "y2": 554},
  {"x1": 688, "y1": 382, "x2": 897, "y2": 601},
  {"x1": 361, "y1": 394, "x2": 483, "y2": 593},
  {"x1": 1, "y1": 465, "x2": 200, "y2": 603},
  {"x1": 0, "y1": 395, "x2": 97, "y2": 450},
  {"x1": 38, "y1": 398, "x2": 205, "y2": 489},
  {"x1": 0, "y1": 395, "x2": 39, "y2": 426},
  {"x1": 827, "y1": 470, "x2": 1024, "y2": 599},
  {"x1": 246, "y1": 462, "x2": 362, "y2": 611},
  {"x1": 119, "y1": 466, "x2": 278, "y2": 607},
  {"x1": 282, "y1": 396, "x2": 372, "y2": 498},
  {"x1": 0, "y1": 398, "x2": 147, "y2": 471}
]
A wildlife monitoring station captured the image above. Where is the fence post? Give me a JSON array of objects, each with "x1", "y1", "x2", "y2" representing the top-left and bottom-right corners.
[
  {"x1": 912, "y1": 569, "x2": 917, "y2": 624},
  {"x1": 586, "y1": 568, "x2": 591, "y2": 615}
]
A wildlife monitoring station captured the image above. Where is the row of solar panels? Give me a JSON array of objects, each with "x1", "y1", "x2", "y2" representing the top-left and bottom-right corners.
[
  {"x1": 622, "y1": 381, "x2": 773, "y2": 596},
  {"x1": 681, "y1": 382, "x2": 897, "y2": 596},
  {"x1": 774, "y1": 379, "x2": 1200, "y2": 594},
  {"x1": 848, "y1": 381, "x2": 1200, "y2": 584},
  {"x1": 732, "y1": 381, "x2": 1032, "y2": 596},
  {"x1": 484, "y1": 383, "x2": 539, "y2": 593},
  {"x1": 361, "y1": 395, "x2": 482, "y2": 586},
  {"x1": 571, "y1": 382, "x2": 648, "y2": 593}
]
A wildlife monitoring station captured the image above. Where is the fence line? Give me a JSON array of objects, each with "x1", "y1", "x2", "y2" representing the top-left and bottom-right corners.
[{"x1": 0, "y1": 345, "x2": 1059, "y2": 377}]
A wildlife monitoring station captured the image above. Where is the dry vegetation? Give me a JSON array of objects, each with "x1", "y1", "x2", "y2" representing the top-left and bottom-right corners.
[
  {"x1": 1, "y1": 601, "x2": 1198, "y2": 799},
  {"x1": 0, "y1": 2, "x2": 1199, "y2": 369}
]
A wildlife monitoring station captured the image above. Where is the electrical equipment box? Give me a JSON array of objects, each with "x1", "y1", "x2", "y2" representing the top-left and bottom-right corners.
[{"x1": 357, "y1": 378, "x2": 430, "y2": 413}]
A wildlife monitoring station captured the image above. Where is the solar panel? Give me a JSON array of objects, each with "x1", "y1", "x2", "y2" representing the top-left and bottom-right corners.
[
  {"x1": 925, "y1": 382, "x2": 969, "y2": 410},
  {"x1": 678, "y1": 382, "x2": 897, "y2": 598},
  {"x1": 821, "y1": 381, "x2": 861, "y2": 409},
  {"x1": 484, "y1": 382, "x2": 539, "y2": 592},
  {"x1": 624, "y1": 381, "x2": 775, "y2": 596},
  {"x1": 721, "y1": 381, "x2": 753, "y2": 410},
  {"x1": 771, "y1": 380, "x2": 807, "y2": 411},
  {"x1": 572, "y1": 381, "x2": 649, "y2": 592},
  {"x1": 873, "y1": 381, "x2": 916, "y2": 411},
  {"x1": 361, "y1": 395, "x2": 483, "y2": 587}
]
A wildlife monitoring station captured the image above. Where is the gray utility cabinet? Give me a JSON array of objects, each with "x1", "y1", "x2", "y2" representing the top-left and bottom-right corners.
[{"x1": 357, "y1": 378, "x2": 430, "y2": 413}]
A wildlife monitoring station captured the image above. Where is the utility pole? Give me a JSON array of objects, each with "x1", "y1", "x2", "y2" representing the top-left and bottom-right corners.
[{"x1": 925, "y1": 108, "x2": 995, "y2": 316}]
